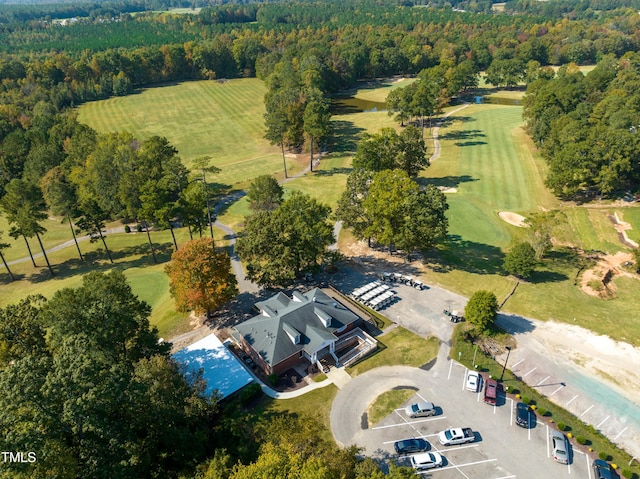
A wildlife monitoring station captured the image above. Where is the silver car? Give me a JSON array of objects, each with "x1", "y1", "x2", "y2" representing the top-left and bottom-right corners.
[
  {"x1": 551, "y1": 430, "x2": 569, "y2": 464},
  {"x1": 405, "y1": 401, "x2": 436, "y2": 418}
]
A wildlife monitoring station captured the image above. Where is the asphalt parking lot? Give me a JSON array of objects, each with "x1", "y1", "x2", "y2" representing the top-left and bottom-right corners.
[{"x1": 331, "y1": 358, "x2": 593, "y2": 478}]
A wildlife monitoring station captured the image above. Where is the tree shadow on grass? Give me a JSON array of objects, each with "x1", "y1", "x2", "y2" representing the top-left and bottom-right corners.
[
  {"x1": 436, "y1": 115, "x2": 475, "y2": 128},
  {"x1": 25, "y1": 242, "x2": 176, "y2": 284},
  {"x1": 312, "y1": 166, "x2": 353, "y2": 177},
  {"x1": 425, "y1": 235, "x2": 505, "y2": 275},
  {"x1": 439, "y1": 129, "x2": 486, "y2": 140},
  {"x1": 416, "y1": 175, "x2": 478, "y2": 189},
  {"x1": 331, "y1": 119, "x2": 365, "y2": 155},
  {"x1": 455, "y1": 140, "x2": 488, "y2": 147},
  {"x1": 527, "y1": 269, "x2": 568, "y2": 284}
]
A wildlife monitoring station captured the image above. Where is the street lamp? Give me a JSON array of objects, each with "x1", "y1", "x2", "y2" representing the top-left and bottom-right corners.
[
  {"x1": 473, "y1": 343, "x2": 478, "y2": 368},
  {"x1": 500, "y1": 346, "x2": 511, "y2": 381}
]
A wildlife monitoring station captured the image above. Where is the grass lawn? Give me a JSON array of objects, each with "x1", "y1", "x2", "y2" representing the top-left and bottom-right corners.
[
  {"x1": 0, "y1": 226, "x2": 234, "y2": 338},
  {"x1": 616, "y1": 207, "x2": 640, "y2": 244},
  {"x1": 367, "y1": 389, "x2": 415, "y2": 427},
  {"x1": 413, "y1": 102, "x2": 640, "y2": 344},
  {"x1": 347, "y1": 327, "x2": 439, "y2": 377},
  {"x1": 77, "y1": 78, "x2": 293, "y2": 186},
  {"x1": 259, "y1": 384, "x2": 339, "y2": 443}
]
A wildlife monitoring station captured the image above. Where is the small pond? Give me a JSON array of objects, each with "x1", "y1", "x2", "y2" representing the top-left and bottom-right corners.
[
  {"x1": 473, "y1": 95, "x2": 521, "y2": 106},
  {"x1": 331, "y1": 97, "x2": 387, "y2": 114}
]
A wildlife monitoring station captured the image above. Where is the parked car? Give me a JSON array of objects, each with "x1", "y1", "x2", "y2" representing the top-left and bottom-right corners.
[
  {"x1": 393, "y1": 438, "x2": 429, "y2": 455},
  {"x1": 465, "y1": 370, "x2": 480, "y2": 392},
  {"x1": 405, "y1": 401, "x2": 436, "y2": 418},
  {"x1": 515, "y1": 402, "x2": 532, "y2": 428},
  {"x1": 484, "y1": 378, "x2": 498, "y2": 405},
  {"x1": 592, "y1": 459, "x2": 618, "y2": 479},
  {"x1": 550, "y1": 430, "x2": 569, "y2": 464},
  {"x1": 410, "y1": 452, "x2": 444, "y2": 471}
]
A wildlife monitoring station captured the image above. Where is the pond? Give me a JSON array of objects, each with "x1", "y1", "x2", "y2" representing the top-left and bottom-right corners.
[
  {"x1": 331, "y1": 97, "x2": 387, "y2": 115},
  {"x1": 473, "y1": 95, "x2": 521, "y2": 106}
]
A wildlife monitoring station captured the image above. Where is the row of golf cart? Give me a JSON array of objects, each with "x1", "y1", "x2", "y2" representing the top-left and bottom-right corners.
[
  {"x1": 380, "y1": 272, "x2": 426, "y2": 290},
  {"x1": 350, "y1": 281, "x2": 398, "y2": 311}
]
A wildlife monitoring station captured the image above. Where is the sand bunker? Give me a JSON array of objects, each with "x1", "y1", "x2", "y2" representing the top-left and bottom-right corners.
[
  {"x1": 437, "y1": 186, "x2": 458, "y2": 193},
  {"x1": 498, "y1": 211, "x2": 528, "y2": 227}
]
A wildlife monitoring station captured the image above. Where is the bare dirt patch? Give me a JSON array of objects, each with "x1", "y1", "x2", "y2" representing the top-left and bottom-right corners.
[
  {"x1": 580, "y1": 251, "x2": 636, "y2": 298},
  {"x1": 498, "y1": 211, "x2": 528, "y2": 227}
]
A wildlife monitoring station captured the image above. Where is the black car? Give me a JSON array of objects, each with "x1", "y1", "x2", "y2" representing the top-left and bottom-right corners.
[
  {"x1": 593, "y1": 459, "x2": 618, "y2": 479},
  {"x1": 515, "y1": 402, "x2": 532, "y2": 428},
  {"x1": 394, "y1": 438, "x2": 430, "y2": 455}
]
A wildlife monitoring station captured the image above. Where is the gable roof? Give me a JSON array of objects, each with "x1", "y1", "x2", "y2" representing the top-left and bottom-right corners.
[{"x1": 235, "y1": 288, "x2": 361, "y2": 367}]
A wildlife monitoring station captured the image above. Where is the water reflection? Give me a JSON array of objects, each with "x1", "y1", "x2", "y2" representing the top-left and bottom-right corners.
[
  {"x1": 331, "y1": 97, "x2": 387, "y2": 115},
  {"x1": 474, "y1": 95, "x2": 521, "y2": 106}
]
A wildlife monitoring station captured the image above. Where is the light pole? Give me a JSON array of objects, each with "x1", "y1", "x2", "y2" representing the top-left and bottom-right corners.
[
  {"x1": 500, "y1": 346, "x2": 511, "y2": 381},
  {"x1": 473, "y1": 343, "x2": 478, "y2": 368}
]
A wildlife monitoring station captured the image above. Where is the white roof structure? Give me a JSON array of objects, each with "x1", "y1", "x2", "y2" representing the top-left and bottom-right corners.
[{"x1": 173, "y1": 333, "x2": 253, "y2": 400}]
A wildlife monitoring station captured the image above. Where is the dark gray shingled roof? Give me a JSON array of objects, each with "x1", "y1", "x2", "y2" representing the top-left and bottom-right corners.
[{"x1": 235, "y1": 288, "x2": 361, "y2": 367}]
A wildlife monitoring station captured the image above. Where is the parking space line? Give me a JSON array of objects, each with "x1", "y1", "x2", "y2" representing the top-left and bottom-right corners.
[
  {"x1": 494, "y1": 476, "x2": 517, "y2": 479},
  {"x1": 448, "y1": 359, "x2": 453, "y2": 380},
  {"x1": 551, "y1": 384, "x2": 565, "y2": 395},
  {"x1": 596, "y1": 416, "x2": 610, "y2": 428},
  {"x1": 508, "y1": 397, "x2": 513, "y2": 426},
  {"x1": 546, "y1": 424, "x2": 550, "y2": 458},
  {"x1": 372, "y1": 418, "x2": 446, "y2": 430},
  {"x1": 614, "y1": 426, "x2": 628, "y2": 440},
  {"x1": 580, "y1": 404, "x2": 594, "y2": 417},
  {"x1": 536, "y1": 375, "x2": 551, "y2": 386},
  {"x1": 382, "y1": 435, "x2": 431, "y2": 445},
  {"x1": 436, "y1": 458, "x2": 497, "y2": 471},
  {"x1": 438, "y1": 443, "x2": 479, "y2": 452},
  {"x1": 586, "y1": 453, "x2": 592, "y2": 479},
  {"x1": 523, "y1": 367, "x2": 537, "y2": 377},
  {"x1": 416, "y1": 393, "x2": 429, "y2": 403},
  {"x1": 512, "y1": 358, "x2": 524, "y2": 368},
  {"x1": 566, "y1": 394, "x2": 579, "y2": 406}
]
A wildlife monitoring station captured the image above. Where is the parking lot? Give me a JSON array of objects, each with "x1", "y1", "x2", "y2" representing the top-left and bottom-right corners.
[{"x1": 331, "y1": 358, "x2": 593, "y2": 478}]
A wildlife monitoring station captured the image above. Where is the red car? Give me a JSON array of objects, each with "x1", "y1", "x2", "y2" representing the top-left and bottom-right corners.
[{"x1": 484, "y1": 378, "x2": 498, "y2": 405}]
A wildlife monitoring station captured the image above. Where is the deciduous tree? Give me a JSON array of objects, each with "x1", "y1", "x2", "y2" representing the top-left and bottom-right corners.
[
  {"x1": 165, "y1": 237, "x2": 238, "y2": 319},
  {"x1": 503, "y1": 242, "x2": 537, "y2": 279},
  {"x1": 246, "y1": 174, "x2": 283, "y2": 212},
  {"x1": 236, "y1": 191, "x2": 334, "y2": 287},
  {"x1": 465, "y1": 290, "x2": 498, "y2": 333}
]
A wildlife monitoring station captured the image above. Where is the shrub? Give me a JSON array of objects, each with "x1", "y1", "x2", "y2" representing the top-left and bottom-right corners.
[
  {"x1": 239, "y1": 383, "x2": 262, "y2": 406},
  {"x1": 576, "y1": 436, "x2": 586, "y2": 445},
  {"x1": 136, "y1": 223, "x2": 143, "y2": 233},
  {"x1": 598, "y1": 452, "x2": 610, "y2": 461},
  {"x1": 557, "y1": 422, "x2": 567, "y2": 431},
  {"x1": 622, "y1": 468, "x2": 632, "y2": 478},
  {"x1": 537, "y1": 407, "x2": 547, "y2": 416},
  {"x1": 124, "y1": 225, "x2": 131, "y2": 233},
  {"x1": 268, "y1": 373, "x2": 278, "y2": 387},
  {"x1": 521, "y1": 396, "x2": 530, "y2": 404}
]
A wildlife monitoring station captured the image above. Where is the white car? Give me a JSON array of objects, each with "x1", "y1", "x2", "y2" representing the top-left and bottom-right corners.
[
  {"x1": 411, "y1": 451, "x2": 444, "y2": 470},
  {"x1": 465, "y1": 370, "x2": 480, "y2": 392}
]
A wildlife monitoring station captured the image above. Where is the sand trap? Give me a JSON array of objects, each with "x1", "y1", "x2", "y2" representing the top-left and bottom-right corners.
[
  {"x1": 437, "y1": 186, "x2": 458, "y2": 193},
  {"x1": 498, "y1": 211, "x2": 528, "y2": 227}
]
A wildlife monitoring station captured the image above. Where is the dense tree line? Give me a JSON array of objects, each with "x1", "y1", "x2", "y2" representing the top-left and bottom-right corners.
[
  {"x1": 523, "y1": 54, "x2": 640, "y2": 198},
  {"x1": 0, "y1": 271, "x2": 220, "y2": 479}
]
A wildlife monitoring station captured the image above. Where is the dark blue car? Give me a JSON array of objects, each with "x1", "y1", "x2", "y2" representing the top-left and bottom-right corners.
[{"x1": 394, "y1": 438, "x2": 429, "y2": 455}]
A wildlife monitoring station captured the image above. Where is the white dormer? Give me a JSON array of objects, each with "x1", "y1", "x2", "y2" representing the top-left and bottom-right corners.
[
  {"x1": 262, "y1": 305, "x2": 276, "y2": 317},
  {"x1": 314, "y1": 307, "x2": 332, "y2": 328},
  {"x1": 283, "y1": 324, "x2": 301, "y2": 344},
  {"x1": 292, "y1": 291, "x2": 306, "y2": 302}
]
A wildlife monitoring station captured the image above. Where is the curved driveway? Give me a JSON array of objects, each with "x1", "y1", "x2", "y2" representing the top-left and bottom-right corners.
[{"x1": 331, "y1": 365, "x2": 432, "y2": 448}]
